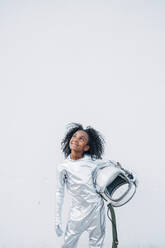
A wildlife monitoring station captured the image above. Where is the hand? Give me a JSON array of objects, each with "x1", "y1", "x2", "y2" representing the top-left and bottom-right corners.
[{"x1": 55, "y1": 224, "x2": 63, "y2": 237}]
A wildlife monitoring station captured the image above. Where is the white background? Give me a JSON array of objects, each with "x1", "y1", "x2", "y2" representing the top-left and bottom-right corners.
[{"x1": 0, "y1": 0, "x2": 165, "y2": 247}]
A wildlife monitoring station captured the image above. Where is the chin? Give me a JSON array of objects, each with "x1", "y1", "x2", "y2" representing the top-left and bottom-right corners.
[{"x1": 70, "y1": 146, "x2": 81, "y2": 153}]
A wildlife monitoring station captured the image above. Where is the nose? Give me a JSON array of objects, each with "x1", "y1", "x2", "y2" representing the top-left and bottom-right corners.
[{"x1": 72, "y1": 137, "x2": 78, "y2": 143}]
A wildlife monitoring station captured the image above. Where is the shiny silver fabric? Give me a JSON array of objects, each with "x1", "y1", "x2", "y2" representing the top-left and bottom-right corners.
[
  {"x1": 93, "y1": 160, "x2": 137, "y2": 207},
  {"x1": 55, "y1": 155, "x2": 105, "y2": 248}
]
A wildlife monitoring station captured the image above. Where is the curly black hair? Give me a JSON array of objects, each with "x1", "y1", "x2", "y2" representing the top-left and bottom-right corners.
[{"x1": 61, "y1": 123, "x2": 105, "y2": 159}]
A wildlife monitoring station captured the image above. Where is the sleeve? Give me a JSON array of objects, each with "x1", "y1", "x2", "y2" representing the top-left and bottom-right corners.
[{"x1": 55, "y1": 164, "x2": 67, "y2": 227}]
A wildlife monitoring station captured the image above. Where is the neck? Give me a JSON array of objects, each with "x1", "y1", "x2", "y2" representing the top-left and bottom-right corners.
[{"x1": 70, "y1": 151, "x2": 84, "y2": 160}]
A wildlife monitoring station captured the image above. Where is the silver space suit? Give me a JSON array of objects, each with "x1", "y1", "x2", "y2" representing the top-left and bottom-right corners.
[{"x1": 55, "y1": 154, "x2": 106, "y2": 248}]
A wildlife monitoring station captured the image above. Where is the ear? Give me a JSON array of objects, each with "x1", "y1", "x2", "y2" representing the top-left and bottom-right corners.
[{"x1": 84, "y1": 145, "x2": 90, "y2": 152}]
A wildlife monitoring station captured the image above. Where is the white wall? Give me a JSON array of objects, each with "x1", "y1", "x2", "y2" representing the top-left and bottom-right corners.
[{"x1": 0, "y1": 1, "x2": 165, "y2": 247}]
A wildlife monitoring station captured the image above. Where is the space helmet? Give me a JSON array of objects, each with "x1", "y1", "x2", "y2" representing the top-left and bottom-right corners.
[{"x1": 93, "y1": 160, "x2": 137, "y2": 207}]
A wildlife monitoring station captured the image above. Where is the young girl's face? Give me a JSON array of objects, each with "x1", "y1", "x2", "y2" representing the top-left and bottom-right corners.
[{"x1": 69, "y1": 130, "x2": 90, "y2": 153}]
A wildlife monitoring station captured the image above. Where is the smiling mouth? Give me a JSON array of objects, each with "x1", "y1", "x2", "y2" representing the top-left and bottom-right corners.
[{"x1": 71, "y1": 142, "x2": 78, "y2": 147}]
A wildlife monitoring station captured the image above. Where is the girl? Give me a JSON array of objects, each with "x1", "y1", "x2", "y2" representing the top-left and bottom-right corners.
[{"x1": 55, "y1": 123, "x2": 106, "y2": 248}]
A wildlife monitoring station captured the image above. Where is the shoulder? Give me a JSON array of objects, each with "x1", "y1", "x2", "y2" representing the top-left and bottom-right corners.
[
  {"x1": 90, "y1": 158, "x2": 119, "y2": 169},
  {"x1": 86, "y1": 156, "x2": 105, "y2": 167},
  {"x1": 56, "y1": 159, "x2": 69, "y2": 172}
]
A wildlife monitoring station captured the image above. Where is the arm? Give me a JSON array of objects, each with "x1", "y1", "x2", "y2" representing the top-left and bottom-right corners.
[{"x1": 55, "y1": 164, "x2": 67, "y2": 236}]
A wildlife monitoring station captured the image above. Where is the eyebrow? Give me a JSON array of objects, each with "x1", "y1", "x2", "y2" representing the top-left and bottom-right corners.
[{"x1": 74, "y1": 133, "x2": 88, "y2": 140}]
